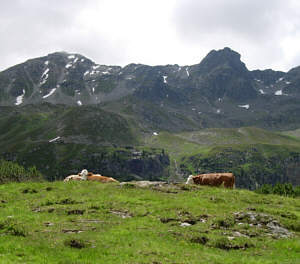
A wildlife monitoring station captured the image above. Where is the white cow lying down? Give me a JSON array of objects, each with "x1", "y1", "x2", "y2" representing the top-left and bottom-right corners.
[
  {"x1": 63, "y1": 174, "x2": 85, "y2": 182},
  {"x1": 63, "y1": 169, "x2": 119, "y2": 183}
]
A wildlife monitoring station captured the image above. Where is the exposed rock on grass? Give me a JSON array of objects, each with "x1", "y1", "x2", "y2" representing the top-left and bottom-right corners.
[
  {"x1": 110, "y1": 209, "x2": 132, "y2": 218},
  {"x1": 233, "y1": 211, "x2": 293, "y2": 239}
]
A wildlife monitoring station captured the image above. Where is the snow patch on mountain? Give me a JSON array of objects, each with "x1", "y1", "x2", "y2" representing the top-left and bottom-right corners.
[
  {"x1": 15, "y1": 89, "x2": 25, "y2": 105},
  {"x1": 186, "y1": 67, "x2": 190, "y2": 77},
  {"x1": 276, "y1": 77, "x2": 284, "y2": 83},
  {"x1": 92, "y1": 65, "x2": 100, "y2": 70},
  {"x1": 259, "y1": 89, "x2": 265, "y2": 94},
  {"x1": 65, "y1": 63, "x2": 73, "y2": 69},
  {"x1": 238, "y1": 104, "x2": 250, "y2": 109},
  {"x1": 49, "y1": 136, "x2": 60, "y2": 143},
  {"x1": 40, "y1": 68, "x2": 49, "y2": 85},
  {"x1": 43, "y1": 88, "x2": 56, "y2": 99}
]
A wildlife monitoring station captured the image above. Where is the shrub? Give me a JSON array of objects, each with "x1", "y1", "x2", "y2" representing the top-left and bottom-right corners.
[
  {"x1": 0, "y1": 160, "x2": 44, "y2": 184},
  {"x1": 255, "y1": 183, "x2": 299, "y2": 197},
  {"x1": 213, "y1": 237, "x2": 232, "y2": 250},
  {"x1": 0, "y1": 219, "x2": 27, "y2": 237},
  {"x1": 256, "y1": 184, "x2": 273, "y2": 194},
  {"x1": 215, "y1": 217, "x2": 235, "y2": 228}
]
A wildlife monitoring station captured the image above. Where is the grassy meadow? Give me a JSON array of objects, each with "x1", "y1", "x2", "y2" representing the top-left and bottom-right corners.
[{"x1": 0, "y1": 181, "x2": 299, "y2": 263}]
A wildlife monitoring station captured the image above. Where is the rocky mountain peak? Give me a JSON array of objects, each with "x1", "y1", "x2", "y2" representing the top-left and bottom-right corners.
[{"x1": 197, "y1": 47, "x2": 247, "y2": 74}]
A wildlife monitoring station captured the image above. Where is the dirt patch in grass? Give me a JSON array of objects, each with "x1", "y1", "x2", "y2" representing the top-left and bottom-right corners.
[
  {"x1": 22, "y1": 188, "x2": 38, "y2": 194},
  {"x1": 64, "y1": 238, "x2": 89, "y2": 249},
  {"x1": 160, "y1": 211, "x2": 209, "y2": 226},
  {"x1": 190, "y1": 236, "x2": 209, "y2": 245},
  {"x1": 58, "y1": 198, "x2": 81, "y2": 205},
  {"x1": 67, "y1": 209, "x2": 85, "y2": 215},
  {"x1": 62, "y1": 229, "x2": 85, "y2": 234},
  {"x1": 160, "y1": 217, "x2": 178, "y2": 224}
]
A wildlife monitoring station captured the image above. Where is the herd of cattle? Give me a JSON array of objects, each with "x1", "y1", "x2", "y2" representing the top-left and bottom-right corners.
[{"x1": 64, "y1": 170, "x2": 235, "y2": 188}]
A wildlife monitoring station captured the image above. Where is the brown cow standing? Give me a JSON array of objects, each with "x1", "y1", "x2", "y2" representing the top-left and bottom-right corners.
[{"x1": 186, "y1": 173, "x2": 235, "y2": 188}]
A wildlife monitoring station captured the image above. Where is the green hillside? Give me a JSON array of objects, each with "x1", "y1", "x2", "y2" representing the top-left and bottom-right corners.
[
  {"x1": 0, "y1": 181, "x2": 299, "y2": 264},
  {"x1": 282, "y1": 128, "x2": 300, "y2": 140},
  {"x1": 144, "y1": 127, "x2": 300, "y2": 185},
  {"x1": 0, "y1": 104, "x2": 171, "y2": 182},
  {"x1": 0, "y1": 102, "x2": 300, "y2": 187}
]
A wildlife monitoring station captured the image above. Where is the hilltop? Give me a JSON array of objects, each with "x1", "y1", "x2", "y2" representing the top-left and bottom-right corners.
[{"x1": 0, "y1": 181, "x2": 299, "y2": 263}]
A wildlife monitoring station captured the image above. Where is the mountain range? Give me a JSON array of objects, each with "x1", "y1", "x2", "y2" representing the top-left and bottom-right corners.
[{"x1": 1, "y1": 47, "x2": 300, "y2": 188}]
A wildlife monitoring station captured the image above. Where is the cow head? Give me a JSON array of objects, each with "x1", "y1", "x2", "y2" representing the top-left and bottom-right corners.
[
  {"x1": 185, "y1": 175, "x2": 194, "y2": 185},
  {"x1": 80, "y1": 169, "x2": 88, "y2": 180}
]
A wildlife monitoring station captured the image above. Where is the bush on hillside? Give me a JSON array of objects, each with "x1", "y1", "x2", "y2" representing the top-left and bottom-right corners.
[
  {"x1": 255, "y1": 183, "x2": 299, "y2": 197},
  {"x1": 0, "y1": 160, "x2": 44, "y2": 184}
]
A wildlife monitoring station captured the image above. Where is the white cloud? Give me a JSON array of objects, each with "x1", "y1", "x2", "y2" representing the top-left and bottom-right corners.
[{"x1": 0, "y1": 0, "x2": 300, "y2": 71}]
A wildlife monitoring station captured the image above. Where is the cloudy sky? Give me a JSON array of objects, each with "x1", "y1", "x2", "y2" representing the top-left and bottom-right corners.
[{"x1": 1, "y1": 0, "x2": 300, "y2": 72}]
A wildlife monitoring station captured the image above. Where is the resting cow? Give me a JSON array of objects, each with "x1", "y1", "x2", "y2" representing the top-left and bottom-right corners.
[
  {"x1": 186, "y1": 173, "x2": 235, "y2": 188},
  {"x1": 80, "y1": 169, "x2": 119, "y2": 183},
  {"x1": 63, "y1": 174, "x2": 85, "y2": 182}
]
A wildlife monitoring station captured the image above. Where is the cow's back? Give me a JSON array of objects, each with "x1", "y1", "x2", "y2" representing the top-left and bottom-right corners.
[{"x1": 193, "y1": 173, "x2": 234, "y2": 188}]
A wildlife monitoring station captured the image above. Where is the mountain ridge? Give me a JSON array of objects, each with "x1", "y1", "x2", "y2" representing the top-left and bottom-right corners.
[{"x1": 2, "y1": 47, "x2": 298, "y2": 107}]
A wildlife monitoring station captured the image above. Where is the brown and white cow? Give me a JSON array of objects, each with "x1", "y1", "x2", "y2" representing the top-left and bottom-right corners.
[
  {"x1": 186, "y1": 173, "x2": 235, "y2": 188},
  {"x1": 63, "y1": 174, "x2": 85, "y2": 182},
  {"x1": 80, "y1": 169, "x2": 119, "y2": 183}
]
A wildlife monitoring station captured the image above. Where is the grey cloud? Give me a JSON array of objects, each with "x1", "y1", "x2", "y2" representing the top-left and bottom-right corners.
[
  {"x1": 172, "y1": 0, "x2": 300, "y2": 70},
  {"x1": 1, "y1": 0, "x2": 300, "y2": 72},
  {"x1": 173, "y1": 0, "x2": 284, "y2": 42},
  {"x1": 0, "y1": 0, "x2": 116, "y2": 70}
]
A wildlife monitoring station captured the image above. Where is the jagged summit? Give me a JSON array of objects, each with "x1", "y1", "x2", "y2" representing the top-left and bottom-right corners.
[
  {"x1": 197, "y1": 47, "x2": 247, "y2": 73},
  {"x1": 0, "y1": 47, "x2": 299, "y2": 130}
]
